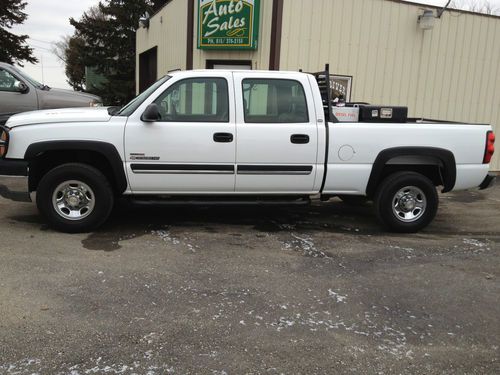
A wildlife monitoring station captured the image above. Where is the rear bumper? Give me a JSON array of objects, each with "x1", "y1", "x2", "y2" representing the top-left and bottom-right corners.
[
  {"x1": 479, "y1": 173, "x2": 496, "y2": 190},
  {"x1": 0, "y1": 159, "x2": 31, "y2": 202}
]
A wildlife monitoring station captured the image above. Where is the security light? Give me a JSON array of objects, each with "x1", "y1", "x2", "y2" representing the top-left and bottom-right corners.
[
  {"x1": 139, "y1": 12, "x2": 150, "y2": 29},
  {"x1": 418, "y1": 9, "x2": 435, "y2": 30}
]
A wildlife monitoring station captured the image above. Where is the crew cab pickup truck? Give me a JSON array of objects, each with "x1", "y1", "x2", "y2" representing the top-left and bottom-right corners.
[{"x1": 0, "y1": 66, "x2": 495, "y2": 233}]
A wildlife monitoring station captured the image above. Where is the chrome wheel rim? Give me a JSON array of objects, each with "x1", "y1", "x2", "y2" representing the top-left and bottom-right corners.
[
  {"x1": 52, "y1": 180, "x2": 95, "y2": 221},
  {"x1": 392, "y1": 186, "x2": 426, "y2": 223}
]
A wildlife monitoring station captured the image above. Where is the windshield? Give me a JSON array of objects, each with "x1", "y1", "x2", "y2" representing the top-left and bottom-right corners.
[
  {"x1": 11, "y1": 65, "x2": 44, "y2": 89},
  {"x1": 117, "y1": 76, "x2": 171, "y2": 116}
]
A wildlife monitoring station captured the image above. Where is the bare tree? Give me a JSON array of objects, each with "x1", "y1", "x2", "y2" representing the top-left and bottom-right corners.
[
  {"x1": 450, "y1": 0, "x2": 499, "y2": 15},
  {"x1": 52, "y1": 35, "x2": 70, "y2": 63},
  {"x1": 482, "y1": 1, "x2": 498, "y2": 14}
]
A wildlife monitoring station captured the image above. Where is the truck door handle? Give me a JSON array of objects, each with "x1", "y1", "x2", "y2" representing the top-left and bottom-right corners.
[
  {"x1": 213, "y1": 132, "x2": 233, "y2": 143},
  {"x1": 290, "y1": 134, "x2": 310, "y2": 144}
]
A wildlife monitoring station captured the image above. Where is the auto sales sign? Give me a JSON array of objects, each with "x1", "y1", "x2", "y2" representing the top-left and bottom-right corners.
[{"x1": 198, "y1": 0, "x2": 260, "y2": 50}]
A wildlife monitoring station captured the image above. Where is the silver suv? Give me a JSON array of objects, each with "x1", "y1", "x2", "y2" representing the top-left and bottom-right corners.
[{"x1": 0, "y1": 62, "x2": 102, "y2": 124}]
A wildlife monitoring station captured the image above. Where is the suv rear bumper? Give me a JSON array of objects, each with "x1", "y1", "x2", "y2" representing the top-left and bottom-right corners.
[
  {"x1": 0, "y1": 159, "x2": 31, "y2": 202},
  {"x1": 479, "y1": 173, "x2": 496, "y2": 190}
]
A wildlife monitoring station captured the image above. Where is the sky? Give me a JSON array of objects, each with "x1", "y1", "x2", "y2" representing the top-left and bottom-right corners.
[
  {"x1": 9, "y1": 0, "x2": 500, "y2": 90},
  {"x1": 11, "y1": 0, "x2": 100, "y2": 89}
]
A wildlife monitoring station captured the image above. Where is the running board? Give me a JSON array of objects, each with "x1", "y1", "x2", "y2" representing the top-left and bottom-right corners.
[{"x1": 129, "y1": 196, "x2": 311, "y2": 206}]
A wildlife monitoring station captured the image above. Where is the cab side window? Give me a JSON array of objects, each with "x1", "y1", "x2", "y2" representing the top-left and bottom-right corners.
[
  {"x1": 0, "y1": 69, "x2": 21, "y2": 93},
  {"x1": 154, "y1": 77, "x2": 229, "y2": 122},
  {"x1": 242, "y1": 79, "x2": 309, "y2": 123}
]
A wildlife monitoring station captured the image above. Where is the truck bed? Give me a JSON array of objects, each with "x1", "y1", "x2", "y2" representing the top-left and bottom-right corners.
[{"x1": 322, "y1": 121, "x2": 491, "y2": 195}]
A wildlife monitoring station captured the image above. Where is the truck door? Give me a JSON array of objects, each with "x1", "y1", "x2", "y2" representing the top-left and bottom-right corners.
[
  {"x1": 233, "y1": 72, "x2": 319, "y2": 193},
  {"x1": 124, "y1": 72, "x2": 236, "y2": 193}
]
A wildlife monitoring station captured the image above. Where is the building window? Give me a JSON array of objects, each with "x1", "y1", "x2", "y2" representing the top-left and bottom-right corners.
[
  {"x1": 206, "y1": 60, "x2": 252, "y2": 70},
  {"x1": 242, "y1": 79, "x2": 309, "y2": 123},
  {"x1": 154, "y1": 77, "x2": 229, "y2": 122}
]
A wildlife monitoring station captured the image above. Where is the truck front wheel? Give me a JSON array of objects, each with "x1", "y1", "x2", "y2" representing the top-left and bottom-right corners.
[
  {"x1": 374, "y1": 172, "x2": 438, "y2": 233},
  {"x1": 36, "y1": 163, "x2": 114, "y2": 233}
]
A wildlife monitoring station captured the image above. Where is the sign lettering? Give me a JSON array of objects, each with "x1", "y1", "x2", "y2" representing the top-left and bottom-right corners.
[{"x1": 198, "y1": 0, "x2": 260, "y2": 50}]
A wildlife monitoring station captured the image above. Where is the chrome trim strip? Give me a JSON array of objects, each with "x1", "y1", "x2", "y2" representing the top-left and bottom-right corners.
[
  {"x1": 130, "y1": 164, "x2": 313, "y2": 176},
  {"x1": 130, "y1": 163, "x2": 235, "y2": 175},
  {"x1": 132, "y1": 170, "x2": 235, "y2": 175},
  {"x1": 237, "y1": 170, "x2": 312, "y2": 175},
  {"x1": 237, "y1": 165, "x2": 313, "y2": 176}
]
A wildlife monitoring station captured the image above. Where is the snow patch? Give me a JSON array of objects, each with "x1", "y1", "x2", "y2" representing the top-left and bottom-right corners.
[
  {"x1": 282, "y1": 233, "x2": 330, "y2": 258},
  {"x1": 152, "y1": 229, "x2": 199, "y2": 253},
  {"x1": 328, "y1": 289, "x2": 347, "y2": 303}
]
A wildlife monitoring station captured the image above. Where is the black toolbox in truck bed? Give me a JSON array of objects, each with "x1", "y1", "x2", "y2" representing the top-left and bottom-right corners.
[{"x1": 358, "y1": 105, "x2": 408, "y2": 123}]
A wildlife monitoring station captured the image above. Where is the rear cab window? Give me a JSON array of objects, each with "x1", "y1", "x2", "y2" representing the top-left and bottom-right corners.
[{"x1": 242, "y1": 79, "x2": 309, "y2": 123}]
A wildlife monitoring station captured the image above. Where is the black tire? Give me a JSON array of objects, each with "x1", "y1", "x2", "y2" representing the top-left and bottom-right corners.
[
  {"x1": 338, "y1": 195, "x2": 370, "y2": 205},
  {"x1": 374, "y1": 171, "x2": 438, "y2": 233},
  {"x1": 36, "y1": 163, "x2": 114, "y2": 233}
]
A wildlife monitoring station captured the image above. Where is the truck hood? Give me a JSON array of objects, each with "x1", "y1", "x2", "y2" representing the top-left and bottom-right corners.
[{"x1": 6, "y1": 107, "x2": 112, "y2": 128}]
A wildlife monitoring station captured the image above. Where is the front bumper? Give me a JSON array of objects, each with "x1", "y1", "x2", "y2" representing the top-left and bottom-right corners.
[
  {"x1": 0, "y1": 159, "x2": 31, "y2": 202},
  {"x1": 479, "y1": 173, "x2": 496, "y2": 190}
]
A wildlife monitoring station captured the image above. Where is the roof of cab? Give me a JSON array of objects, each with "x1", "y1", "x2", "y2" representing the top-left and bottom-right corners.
[{"x1": 168, "y1": 69, "x2": 311, "y2": 76}]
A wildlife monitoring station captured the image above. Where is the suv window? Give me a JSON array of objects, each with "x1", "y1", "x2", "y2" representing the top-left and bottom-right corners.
[
  {"x1": 242, "y1": 79, "x2": 309, "y2": 123},
  {"x1": 0, "y1": 69, "x2": 21, "y2": 92},
  {"x1": 154, "y1": 77, "x2": 229, "y2": 122}
]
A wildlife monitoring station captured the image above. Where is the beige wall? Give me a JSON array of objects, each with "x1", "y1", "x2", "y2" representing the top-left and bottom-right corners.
[
  {"x1": 137, "y1": 0, "x2": 275, "y2": 80},
  {"x1": 191, "y1": 0, "x2": 274, "y2": 70},
  {"x1": 280, "y1": 0, "x2": 500, "y2": 169},
  {"x1": 136, "y1": 0, "x2": 188, "y2": 88}
]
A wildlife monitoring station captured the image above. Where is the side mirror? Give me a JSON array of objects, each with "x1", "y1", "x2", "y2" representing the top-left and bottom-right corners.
[
  {"x1": 141, "y1": 103, "x2": 161, "y2": 122},
  {"x1": 14, "y1": 81, "x2": 29, "y2": 94}
]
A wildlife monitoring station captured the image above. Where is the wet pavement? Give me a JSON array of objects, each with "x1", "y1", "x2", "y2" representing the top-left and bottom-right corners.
[{"x1": 0, "y1": 186, "x2": 499, "y2": 374}]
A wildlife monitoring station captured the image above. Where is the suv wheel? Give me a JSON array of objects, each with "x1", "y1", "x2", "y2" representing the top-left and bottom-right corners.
[
  {"x1": 374, "y1": 172, "x2": 438, "y2": 233},
  {"x1": 36, "y1": 163, "x2": 114, "y2": 233}
]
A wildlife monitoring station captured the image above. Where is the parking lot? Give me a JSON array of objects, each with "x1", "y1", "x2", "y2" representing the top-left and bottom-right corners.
[{"x1": 0, "y1": 185, "x2": 499, "y2": 374}]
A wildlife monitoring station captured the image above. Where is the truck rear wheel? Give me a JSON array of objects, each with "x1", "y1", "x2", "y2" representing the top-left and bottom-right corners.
[
  {"x1": 36, "y1": 163, "x2": 114, "y2": 233},
  {"x1": 374, "y1": 172, "x2": 438, "y2": 233}
]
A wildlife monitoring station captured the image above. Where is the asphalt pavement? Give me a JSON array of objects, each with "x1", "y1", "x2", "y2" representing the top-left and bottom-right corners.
[{"x1": 0, "y1": 186, "x2": 499, "y2": 374}]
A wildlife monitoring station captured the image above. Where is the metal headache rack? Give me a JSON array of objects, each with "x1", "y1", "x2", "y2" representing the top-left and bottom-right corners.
[
  {"x1": 309, "y1": 63, "x2": 409, "y2": 124},
  {"x1": 312, "y1": 64, "x2": 359, "y2": 124},
  {"x1": 312, "y1": 64, "x2": 336, "y2": 123}
]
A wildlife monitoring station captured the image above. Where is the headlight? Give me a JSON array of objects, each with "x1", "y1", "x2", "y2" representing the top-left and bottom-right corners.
[
  {"x1": 89, "y1": 100, "x2": 103, "y2": 107},
  {"x1": 0, "y1": 125, "x2": 9, "y2": 158}
]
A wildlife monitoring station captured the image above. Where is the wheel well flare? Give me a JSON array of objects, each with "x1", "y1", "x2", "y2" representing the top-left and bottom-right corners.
[
  {"x1": 366, "y1": 147, "x2": 456, "y2": 196},
  {"x1": 25, "y1": 141, "x2": 127, "y2": 194}
]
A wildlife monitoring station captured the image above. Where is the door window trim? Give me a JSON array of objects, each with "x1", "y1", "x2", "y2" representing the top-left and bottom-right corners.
[
  {"x1": 241, "y1": 78, "x2": 310, "y2": 124},
  {"x1": 153, "y1": 77, "x2": 230, "y2": 123}
]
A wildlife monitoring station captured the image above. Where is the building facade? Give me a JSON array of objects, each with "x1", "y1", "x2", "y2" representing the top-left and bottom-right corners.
[{"x1": 136, "y1": 0, "x2": 500, "y2": 169}]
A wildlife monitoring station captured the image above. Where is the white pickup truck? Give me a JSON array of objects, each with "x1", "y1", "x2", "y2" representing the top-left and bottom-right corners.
[{"x1": 0, "y1": 66, "x2": 495, "y2": 233}]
